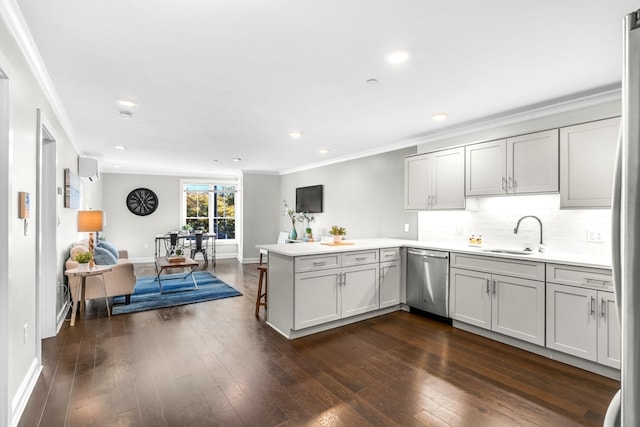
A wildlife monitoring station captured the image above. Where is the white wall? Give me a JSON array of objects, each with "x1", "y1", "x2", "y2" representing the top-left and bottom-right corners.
[
  {"x1": 101, "y1": 173, "x2": 239, "y2": 261},
  {"x1": 280, "y1": 147, "x2": 418, "y2": 240},
  {"x1": 241, "y1": 172, "x2": 280, "y2": 262},
  {"x1": 415, "y1": 100, "x2": 620, "y2": 260},
  {"x1": 0, "y1": 13, "x2": 94, "y2": 426}
]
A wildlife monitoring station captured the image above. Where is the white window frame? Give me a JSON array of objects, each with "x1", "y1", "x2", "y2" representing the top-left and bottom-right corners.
[{"x1": 179, "y1": 178, "x2": 238, "y2": 243}]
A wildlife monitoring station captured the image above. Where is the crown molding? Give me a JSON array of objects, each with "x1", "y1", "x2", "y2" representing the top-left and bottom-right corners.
[
  {"x1": 0, "y1": 0, "x2": 79, "y2": 152},
  {"x1": 280, "y1": 85, "x2": 621, "y2": 175}
]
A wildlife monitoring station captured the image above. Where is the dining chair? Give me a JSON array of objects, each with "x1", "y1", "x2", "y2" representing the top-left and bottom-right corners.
[
  {"x1": 164, "y1": 232, "x2": 184, "y2": 255},
  {"x1": 190, "y1": 232, "x2": 208, "y2": 265}
]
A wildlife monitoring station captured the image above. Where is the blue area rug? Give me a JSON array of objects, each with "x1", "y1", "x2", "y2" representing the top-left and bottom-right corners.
[{"x1": 112, "y1": 271, "x2": 242, "y2": 315}]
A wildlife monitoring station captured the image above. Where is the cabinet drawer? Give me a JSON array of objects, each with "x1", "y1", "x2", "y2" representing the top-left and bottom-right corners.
[
  {"x1": 342, "y1": 250, "x2": 379, "y2": 267},
  {"x1": 451, "y1": 252, "x2": 545, "y2": 281},
  {"x1": 295, "y1": 254, "x2": 341, "y2": 273},
  {"x1": 380, "y1": 247, "x2": 400, "y2": 262},
  {"x1": 546, "y1": 264, "x2": 613, "y2": 290}
]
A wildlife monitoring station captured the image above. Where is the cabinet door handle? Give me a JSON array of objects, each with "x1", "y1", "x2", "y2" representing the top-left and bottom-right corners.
[
  {"x1": 492, "y1": 279, "x2": 497, "y2": 296},
  {"x1": 601, "y1": 297, "x2": 606, "y2": 318},
  {"x1": 486, "y1": 278, "x2": 490, "y2": 295},
  {"x1": 508, "y1": 176, "x2": 514, "y2": 190},
  {"x1": 501, "y1": 177, "x2": 506, "y2": 191},
  {"x1": 590, "y1": 296, "x2": 595, "y2": 316}
]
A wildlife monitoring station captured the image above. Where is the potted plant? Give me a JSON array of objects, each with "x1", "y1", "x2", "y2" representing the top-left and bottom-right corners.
[
  {"x1": 74, "y1": 251, "x2": 93, "y2": 270},
  {"x1": 328, "y1": 226, "x2": 347, "y2": 243}
]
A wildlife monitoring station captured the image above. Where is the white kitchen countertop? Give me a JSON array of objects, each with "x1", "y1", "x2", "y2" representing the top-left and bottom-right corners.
[{"x1": 257, "y1": 238, "x2": 612, "y2": 270}]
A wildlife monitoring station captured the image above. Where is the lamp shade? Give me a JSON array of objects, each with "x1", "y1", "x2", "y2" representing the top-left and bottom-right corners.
[{"x1": 77, "y1": 210, "x2": 103, "y2": 232}]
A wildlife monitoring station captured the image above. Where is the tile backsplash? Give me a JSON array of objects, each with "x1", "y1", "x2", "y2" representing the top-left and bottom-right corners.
[{"x1": 418, "y1": 194, "x2": 611, "y2": 259}]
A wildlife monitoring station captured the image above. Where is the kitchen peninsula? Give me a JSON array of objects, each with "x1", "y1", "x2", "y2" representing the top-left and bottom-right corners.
[{"x1": 258, "y1": 238, "x2": 618, "y2": 379}]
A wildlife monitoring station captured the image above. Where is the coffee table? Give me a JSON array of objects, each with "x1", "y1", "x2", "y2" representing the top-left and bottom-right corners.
[{"x1": 154, "y1": 256, "x2": 199, "y2": 293}]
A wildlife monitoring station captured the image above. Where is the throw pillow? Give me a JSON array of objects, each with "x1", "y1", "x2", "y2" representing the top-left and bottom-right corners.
[
  {"x1": 94, "y1": 246, "x2": 118, "y2": 265},
  {"x1": 97, "y1": 240, "x2": 119, "y2": 259}
]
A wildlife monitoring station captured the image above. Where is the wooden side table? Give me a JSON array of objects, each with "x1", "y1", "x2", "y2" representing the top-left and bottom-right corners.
[{"x1": 65, "y1": 265, "x2": 112, "y2": 326}]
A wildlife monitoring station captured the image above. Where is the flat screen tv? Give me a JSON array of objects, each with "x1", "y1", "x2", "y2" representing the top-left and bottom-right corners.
[{"x1": 296, "y1": 185, "x2": 323, "y2": 213}]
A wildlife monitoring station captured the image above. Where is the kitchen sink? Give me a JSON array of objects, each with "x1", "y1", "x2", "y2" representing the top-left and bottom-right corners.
[{"x1": 481, "y1": 248, "x2": 534, "y2": 255}]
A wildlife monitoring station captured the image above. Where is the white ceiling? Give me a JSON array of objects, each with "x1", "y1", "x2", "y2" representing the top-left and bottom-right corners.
[{"x1": 13, "y1": 0, "x2": 640, "y2": 177}]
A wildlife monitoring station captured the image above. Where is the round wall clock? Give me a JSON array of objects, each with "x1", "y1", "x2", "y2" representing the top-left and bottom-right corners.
[{"x1": 126, "y1": 187, "x2": 158, "y2": 216}]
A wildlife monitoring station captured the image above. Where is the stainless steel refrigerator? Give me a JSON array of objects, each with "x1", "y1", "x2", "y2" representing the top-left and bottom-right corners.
[{"x1": 605, "y1": 9, "x2": 640, "y2": 426}]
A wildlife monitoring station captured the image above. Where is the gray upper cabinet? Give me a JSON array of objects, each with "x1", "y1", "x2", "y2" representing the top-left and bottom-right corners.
[
  {"x1": 465, "y1": 139, "x2": 506, "y2": 196},
  {"x1": 404, "y1": 147, "x2": 465, "y2": 210},
  {"x1": 560, "y1": 117, "x2": 620, "y2": 208},
  {"x1": 466, "y1": 129, "x2": 559, "y2": 196}
]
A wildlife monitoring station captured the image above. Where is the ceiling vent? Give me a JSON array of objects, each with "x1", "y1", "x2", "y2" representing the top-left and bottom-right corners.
[{"x1": 78, "y1": 157, "x2": 100, "y2": 181}]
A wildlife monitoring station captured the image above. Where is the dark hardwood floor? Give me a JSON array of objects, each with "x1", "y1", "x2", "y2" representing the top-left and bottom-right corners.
[{"x1": 18, "y1": 259, "x2": 619, "y2": 426}]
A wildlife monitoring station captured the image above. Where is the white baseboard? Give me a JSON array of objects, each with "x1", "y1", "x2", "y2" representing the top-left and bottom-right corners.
[
  {"x1": 11, "y1": 357, "x2": 41, "y2": 427},
  {"x1": 56, "y1": 301, "x2": 71, "y2": 332}
]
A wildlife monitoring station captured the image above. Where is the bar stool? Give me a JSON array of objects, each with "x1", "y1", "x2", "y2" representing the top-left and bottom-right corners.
[{"x1": 255, "y1": 264, "x2": 268, "y2": 317}]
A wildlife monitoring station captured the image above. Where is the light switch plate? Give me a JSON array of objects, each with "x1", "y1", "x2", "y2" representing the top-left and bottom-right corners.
[{"x1": 587, "y1": 229, "x2": 604, "y2": 243}]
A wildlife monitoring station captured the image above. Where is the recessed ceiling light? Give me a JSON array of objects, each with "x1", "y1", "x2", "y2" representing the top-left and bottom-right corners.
[
  {"x1": 118, "y1": 99, "x2": 138, "y2": 108},
  {"x1": 232, "y1": 158, "x2": 242, "y2": 162},
  {"x1": 288, "y1": 131, "x2": 303, "y2": 139},
  {"x1": 432, "y1": 113, "x2": 448, "y2": 122},
  {"x1": 319, "y1": 148, "x2": 330, "y2": 154},
  {"x1": 119, "y1": 111, "x2": 133, "y2": 119},
  {"x1": 384, "y1": 48, "x2": 412, "y2": 64},
  {"x1": 113, "y1": 145, "x2": 127, "y2": 150}
]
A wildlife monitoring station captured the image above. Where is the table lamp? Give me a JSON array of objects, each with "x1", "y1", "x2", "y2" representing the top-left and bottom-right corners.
[{"x1": 77, "y1": 210, "x2": 103, "y2": 256}]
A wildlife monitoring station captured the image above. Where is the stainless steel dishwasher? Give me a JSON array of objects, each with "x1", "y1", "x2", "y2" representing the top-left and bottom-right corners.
[{"x1": 406, "y1": 248, "x2": 450, "y2": 318}]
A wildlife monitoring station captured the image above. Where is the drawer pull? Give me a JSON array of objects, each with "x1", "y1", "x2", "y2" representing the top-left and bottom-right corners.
[
  {"x1": 384, "y1": 253, "x2": 395, "y2": 258},
  {"x1": 355, "y1": 257, "x2": 367, "y2": 261},
  {"x1": 312, "y1": 262, "x2": 327, "y2": 267},
  {"x1": 584, "y1": 278, "x2": 611, "y2": 287}
]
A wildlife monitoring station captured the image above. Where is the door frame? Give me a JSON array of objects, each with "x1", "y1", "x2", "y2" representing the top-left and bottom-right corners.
[
  {"x1": 36, "y1": 109, "x2": 58, "y2": 342},
  {"x1": 0, "y1": 63, "x2": 11, "y2": 427}
]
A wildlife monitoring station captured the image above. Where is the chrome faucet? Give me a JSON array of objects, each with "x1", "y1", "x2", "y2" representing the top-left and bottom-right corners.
[{"x1": 514, "y1": 215, "x2": 544, "y2": 252}]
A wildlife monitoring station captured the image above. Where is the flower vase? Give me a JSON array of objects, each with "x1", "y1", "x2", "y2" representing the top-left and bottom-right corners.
[{"x1": 289, "y1": 223, "x2": 298, "y2": 241}]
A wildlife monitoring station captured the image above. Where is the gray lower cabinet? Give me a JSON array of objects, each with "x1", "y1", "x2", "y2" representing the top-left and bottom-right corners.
[
  {"x1": 293, "y1": 251, "x2": 379, "y2": 330},
  {"x1": 545, "y1": 263, "x2": 620, "y2": 369},
  {"x1": 449, "y1": 253, "x2": 546, "y2": 346},
  {"x1": 380, "y1": 260, "x2": 401, "y2": 308}
]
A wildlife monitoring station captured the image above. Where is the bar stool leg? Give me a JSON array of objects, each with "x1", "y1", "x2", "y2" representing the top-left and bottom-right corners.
[{"x1": 256, "y1": 265, "x2": 267, "y2": 317}]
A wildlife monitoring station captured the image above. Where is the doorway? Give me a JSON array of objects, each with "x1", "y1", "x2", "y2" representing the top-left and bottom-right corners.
[{"x1": 36, "y1": 110, "x2": 59, "y2": 341}]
